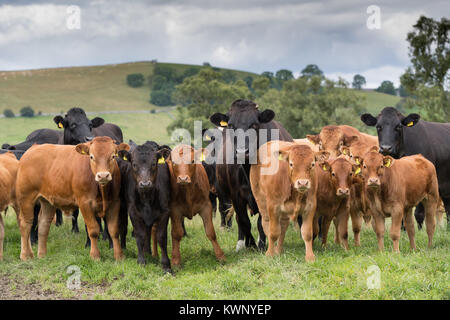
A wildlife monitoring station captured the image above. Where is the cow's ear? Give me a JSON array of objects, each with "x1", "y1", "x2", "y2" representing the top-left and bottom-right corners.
[
  {"x1": 383, "y1": 156, "x2": 394, "y2": 168},
  {"x1": 401, "y1": 113, "x2": 420, "y2": 127},
  {"x1": 307, "y1": 134, "x2": 320, "y2": 145},
  {"x1": 117, "y1": 143, "x2": 130, "y2": 152},
  {"x1": 353, "y1": 156, "x2": 362, "y2": 165},
  {"x1": 210, "y1": 113, "x2": 229, "y2": 127},
  {"x1": 275, "y1": 149, "x2": 290, "y2": 162},
  {"x1": 341, "y1": 146, "x2": 350, "y2": 156},
  {"x1": 258, "y1": 109, "x2": 275, "y2": 123},
  {"x1": 118, "y1": 150, "x2": 131, "y2": 162},
  {"x1": 361, "y1": 113, "x2": 377, "y2": 126},
  {"x1": 318, "y1": 161, "x2": 331, "y2": 172},
  {"x1": 194, "y1": 148, "x2": 208, "y2": 163},
  {"x1": 91, "y1": 117, "x2": 105, "y2": 128},
  {"x1": 353, "y1": 164, "x2": 362, "y2": 176},
  {"x1": 157, "y1": 148, "x2": 171, "y2": 163},
  {"x1": 54, "y1": 115, "x2": 66, "y2": 129},
  {"x1": 314, "y1": 151, "x2": 330, "y2": 162},
  {"x1": 344, "y1": 135, "x2": 359, "y2": 146},
  {"x1": 75, "y1": 143, "x2": 90, "y2": 155}
]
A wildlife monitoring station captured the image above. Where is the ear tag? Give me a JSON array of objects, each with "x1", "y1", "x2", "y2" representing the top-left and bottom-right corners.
[
  {"x1": 81, "y1": 150, "x2": 86, "y2": 155},
  {"x1": 278, "y1": 154, "x2": 283, "y2": 161},
  {"x1": 355, "y1": 167, "x2": 361, "y2": 175},
  {"x1": 220, "y1": 120, "x2": 228, "y2": 127},
  {"x1": 205, "y1": 135, "x2": 211, "y2": 141},
  {"x1": 123, "y1": 155, "x2": 128, "y2": 161},
  {"x1": 322, "y1": 165, "x2": 327, "y2": 171},
  {"x1": 384, "y1": 158, "x2": 391, "y2": 168},
  {"x1": 407, "y1": 121, "x2": 414, "y2": 127},
  {"x1": 355, "y1": 158, "x2": 360, "y2": 165},
  {"x1": 200, "y1": 152, "x2": 206, "y2": 162},
  {"x1": 158, "y1": 157, "x2": 165, "y2": 164},
  {"x1": 342, "y1": 149, "x2": 347, "y2": 155},
  {"x1": 58, "y1": 122, "x2": 63, "y2": 128}
]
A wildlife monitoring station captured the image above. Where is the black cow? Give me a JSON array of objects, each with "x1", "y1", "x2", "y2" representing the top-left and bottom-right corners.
[
  {"x1": 53, "y1": 107, "x2": 124, "y2": 245},
  {"x1": 210, "y1": 99, "x2": 293, "y2": 251},
  {"x1": 361, "y1": 106, "x2": 450, "y2": 229},
  {"x1": 118, "y1": 141, "x2": 172, "y2": 273}
]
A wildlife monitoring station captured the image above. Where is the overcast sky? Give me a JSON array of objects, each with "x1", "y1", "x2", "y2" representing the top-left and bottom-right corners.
[{"x1": 0, "y1": 0, "x2": 447, "y2": 87}]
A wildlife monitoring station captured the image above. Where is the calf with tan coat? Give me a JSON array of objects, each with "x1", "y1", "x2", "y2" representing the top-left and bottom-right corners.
[
  {"x1": 16, "y1": 137, "x2": 129, "y2": 261},
  {"x1": 250, "y1": 141, "x2": 320, "y2": 262},
  {"x1": 358, "y1": 151, "x2": 439, "y2": 252},
  {"x1": 167, "y1": 144, "x2": 225, "y2": 266},
  {"x1": 0, "y1": 153, "x2": 20, "y2": 260}
]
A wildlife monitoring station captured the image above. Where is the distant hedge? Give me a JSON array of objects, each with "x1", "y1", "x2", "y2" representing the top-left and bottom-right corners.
[
  {"x1": 3, "y1": 109, "x2": 15, "y2": 118},
  {"x1": 126, "y1": 73, "x2": 145, "y2": 88},
  {"x1": 20, "y1": 106, "x2": 34, "y2": 117}
]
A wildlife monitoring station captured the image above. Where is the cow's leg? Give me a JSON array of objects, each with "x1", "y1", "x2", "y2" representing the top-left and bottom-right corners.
[
  {"x1": 170, "y1": 213, "x2": 184, "y2": 266},
  {"x1": 404, "y1": 208, "x2": 416, "y2": 250},
  {"x1": 442, "y1": 197, "x2": 450, "y2": 231},
  {"x1": 390, "y1": 207, "x2": 403, "y2": 253},
  {"x1": 151, "y1": 224, "x2": 158, "y2": 258},
  {"x1": 336, "y1": 208, "x2": 350, "y2": 251},
  {"x1": 118, "y1": 204, "x2": 128, "y2": 249},
  {"x1": 333, "y1": 218, "x2": 339, "y2": 244},
  {"x1": 181, "y1": 218, "x2": 188, "y2": 238},
  {"x1": 300, "y1": 210, "x2": 315, "y2": 262},
  {"x1": 0, "y1": 213, "x2": 4, "y2": 260},
  {"x1": 350, "y1": 209, "x2": 363, "y2": 247},
  {"x1": 71, "y1": 208, "x2": 80, "y2": 233},
  {"x1": 132, "y1": 215, "x2": 147, "y2": 265},
  {"x1": 320, "y1": 215, "x2": 332, "y2": 248},
  {"x1": 55, "y1": 209, "x2": 63, "y2": 227},
  {"x1": 265, "y1": 203, "x2": 281, "y2": 257},
  {"x1": 423, "y1": 197, "x2": 437, "y2": 248},
  {"x1": 312, "y1": 215, "x2": 319, "y2": 241},
  {"x1": 142, "y1": 223, "x2": 151, "y2": 255},
  {"x1": 256, "y1": 214, "x2": 266, "y2": 251},
  {"x1": 276, "y1": 216, "x2": 290, "y2": 255},
  {"x1": 37, "y1": 200, "x2": 56, "y2": 258},
  {"x1": 372, "y1": 212, "x2": 385, "y2": 252},
  {"x1": 19, "y1": 200, "x2": 36, "y2": 260},
  {"x1": 233, "y1": 198, "x2": 256, "y2": 251},
  {"x1": 199, "y1": 204, "x2": 225, "y2": 262},
  {"x1": 79, "y1": 204, "x2": 101, "y2": 260},
  {"x1": 105, "y1": 201, "x2": 123, "y2": 261},
  {"x1": 30, "y1": 204, "x2": 40, "y2": 245},
  {"x1": 414, "y1": 203, "x2": 425, "y2": 230},
  {"x1": 156, "y1": 212, "x2": 172, "y2": 273},
  {"x1": 102, "y1": 219, "x2": 113, "y2": 249}
]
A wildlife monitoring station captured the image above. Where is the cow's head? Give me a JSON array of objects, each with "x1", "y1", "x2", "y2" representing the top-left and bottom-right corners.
[
  {"x1": 361, "y1": 107, "x2": 420, "y2": 158},
  {"x1": 278, "y1": 145, "x2": 325, "y2": 192},
  {"x1": 357, "y1": 151, "x2": 395, "y2": 188},
  {"x1": 210, "y1": 99, "x2": 275, "y2": 160},
  {"x1": 320, "y1": 157, "x2": 358, "y2": 197},
  {"x1": 54, "y1": 108, "x2": 105, "y2": 145},
  {"x1": 167, "y1": 144, "x2": 206, "y2": 185},
  {"x1": 341, "y1": 144, "x2": 378, "y2": 166},
  {"x1": 118, "y1": 141, "x2": 170, "y2": 191},
  {"x1": 76, "y1": 136, "x2": 129, "y2": 186},
  {"x1": 307, "y1": 126, "x2": 359, "y2": 159}
]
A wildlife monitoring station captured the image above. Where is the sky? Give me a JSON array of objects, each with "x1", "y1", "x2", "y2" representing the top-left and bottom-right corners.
[{"x1": 0, "y1": 0, "x2": 447, "y2": 88}]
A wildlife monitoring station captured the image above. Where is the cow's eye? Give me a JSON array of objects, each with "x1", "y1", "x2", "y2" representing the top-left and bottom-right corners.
[
  {"x1": 349, "y1": 172, "x2": 353, "y2": 176},
  {"x1": 311, "y1": 162, "x2": 315, "y2": 167},
  {"x1": 71, "y1": 124, "x2": 77, "y2": 129},
  {"x1": 395, "y1": 125, "x2": 402, "y2": 131},
  {"x1": 90, "y1": 155, "x2": 94, "y2": 160},
  {"x1": 376, "y1": 125, "x2": 382, "y2": 131},
  {"x1": 363, "y1": 165, "x2": 367, "y2": 169},
  {"x1": 331, "y1": 172, "x2": 335, "y2": 177}
]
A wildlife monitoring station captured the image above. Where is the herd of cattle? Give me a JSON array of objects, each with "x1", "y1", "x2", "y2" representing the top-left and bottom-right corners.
[{"x1": 0, "y1": 100, "x2": 448, "y2": 273}]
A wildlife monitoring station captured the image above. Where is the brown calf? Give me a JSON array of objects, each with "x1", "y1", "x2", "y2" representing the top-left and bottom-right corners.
[
  {"x1": 315, "y1": 156, "x2": 358, "y2": 250},
  {"x1": 307, "y1": 125, "x2": 378, "y2": 159},
  {"x1": 0, "y1": 153, "x2": 20, "y2": 260},
  {"x1": 359, "y1": 151, "x2": 439, "y2": 252},
  {"x1": 250, "y1": 141, "x2": 320, "y2": 262},
  {"x1": 167, "y1": 144, "x2": 225, "y2": 266},
  {"x1": 16, "y1": 137, "x2": 129, "y2": 261}
]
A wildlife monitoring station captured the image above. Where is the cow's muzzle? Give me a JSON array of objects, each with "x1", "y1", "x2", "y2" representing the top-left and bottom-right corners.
[
  {"x1": 177, "y1": 175, "x2": 191, "y2": 185},
  {"x1": 367, "y1": 177, "x2": 380, "y2": 188},
  {"x1": 138, "y1": 180, "x2": 152, "y2": 189},
  {"x1": 336, "y1": 187, "x2": 350, "y2": 197},
  {"x1": 95, "y1": 171, "x2": 112, "y2": 185},
  {"x1": 294, "y1": 179, "x2": 310, "y2": 192}
]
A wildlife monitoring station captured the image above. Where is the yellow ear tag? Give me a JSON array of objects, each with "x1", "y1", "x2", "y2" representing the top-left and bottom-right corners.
[
  {"x1": 81, "y1": 150, "x2": 86, "y2": 155},
  {"x1": 158, "y1": 157, "x2": 165, "y2": 164},
  {"x1": 220, "y1": 120, "x2": 228, "y2": 127},
  {"x1": 200, "y1": 152, "x2": 206, "y2": 162},
  {"x1": 205, "y1": 135, "x2": 211, "y2": 141},
  {"x1": 407, "y1": 121, "x2": 414, "y2": 127},
  {"x1": 322, "y1": 165, "x2": 327, "y2": 171},
  {"x1": 58, "y1": 122, "x2": 63, "y2": 128},
  {"x1": 384, "y1": 158, "x2": 391, "y2": 167},
  {"x1": 278, "y1": 154, "x2": 283, "y2": 161},
  {"x1": 355, "y1": 167, "x2": 361, "y2": 175},
  {"x1": 123, "y1": 156, "x2": 128, "y2": 161},
  {"x1": 355, "y1": 158, "x2": 360, "y2": 165},
  {"x1": 342, "y1": 149, "x2": 347, "y2": 155}
]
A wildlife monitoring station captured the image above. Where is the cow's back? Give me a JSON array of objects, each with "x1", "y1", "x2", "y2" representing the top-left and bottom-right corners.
[
  {"x1": 0, "y1": 153, "x2": 19, "y2": 210},
  {"x1": 93, "y1": 123, "x2": 123, "y2": 143}
]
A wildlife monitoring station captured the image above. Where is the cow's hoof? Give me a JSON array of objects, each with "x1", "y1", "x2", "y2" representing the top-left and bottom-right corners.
[
  {"x1": 235, "y1": 240, "x2": 245, "y2": 252},
  {"x1": 305, "y1": 254, "x2": 315, "y2": 262}
]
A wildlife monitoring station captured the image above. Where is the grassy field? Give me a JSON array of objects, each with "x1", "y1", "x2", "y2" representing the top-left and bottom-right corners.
[{"x1": 0, "y1": 212, "x2": 448, "y2": 299}]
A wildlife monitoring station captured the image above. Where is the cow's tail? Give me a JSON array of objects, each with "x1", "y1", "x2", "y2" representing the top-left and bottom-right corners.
[{"x1": 225, "y1": 206, "x2": 234, "y2": 223}]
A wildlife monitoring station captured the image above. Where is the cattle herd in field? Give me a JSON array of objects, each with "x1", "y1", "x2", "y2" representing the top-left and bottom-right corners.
[{"x1": 0, "y1": 100, "x2": 448, "y2": 273}]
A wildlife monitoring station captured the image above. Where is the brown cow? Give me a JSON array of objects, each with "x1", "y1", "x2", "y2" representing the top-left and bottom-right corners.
[
  {"x1": 307, "y1": 125, "x2": 378, "y2": 159},
  {"x1": 314, "y1": 156, "x2": 359, "y2": 250},
  {"x1": 166, "y1": 144, "x2": 225, "y2": 266},
  {"x1": 0, "y1": 153, "x2": 20, "y2": 260},
  {"x1": 250, "y1": 141, "x2": 321, "y2": 262},
  {"x1": 16, "y1": 137, "x2": 129, "y2": 261},
  {"x1": 358, "y1": 151, "x2": 439, "y2": 252},
  {"x1": 294, "y1": 138, "x2": 319, "y2": 152}
]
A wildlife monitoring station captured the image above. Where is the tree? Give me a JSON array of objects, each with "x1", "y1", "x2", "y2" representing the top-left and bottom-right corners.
[
  {"x1": 275, "y1": 69, "x2": 294, "y2": 81},
  {"x1": 126, "y1": 73, "x2": 145, "y2": 87},
  {"x1": 20, "y1": 106, "x2": 34, "y2": 117},
  {"x1": 300, "y1": 64, "x2": 323, "y2": 78},
  {"x1": 243, "y1": 76, "x2": 254, "y2": 89},
  {"x1": 150, "y1": 90, "x2": 173, "y2": 106},
  {"x1": 3, "y1": 109, "x2": 14, "y2": 118},
  {"x1": 252, "y1": 76, "x2": 270, "y2": 96},
  {"x1": 352, "y1": 74, "x2": 366, "y2": 90},
  {"x1": 376, "y1": 80, "x2": 396, "y2": 95}
]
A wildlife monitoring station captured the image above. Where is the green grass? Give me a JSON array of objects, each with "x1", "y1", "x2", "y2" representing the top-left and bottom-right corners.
[
  {"x1": 355, "y1": 89, "x2": 402, "y2": 114},
  {"x1": 0, "y1": 212, "x2": 448, "y2": 299}
]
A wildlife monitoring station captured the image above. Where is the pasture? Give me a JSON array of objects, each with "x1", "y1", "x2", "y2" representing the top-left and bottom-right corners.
[{"x1": 0, "y1": 110, "x2": 448, "y2": 300}]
